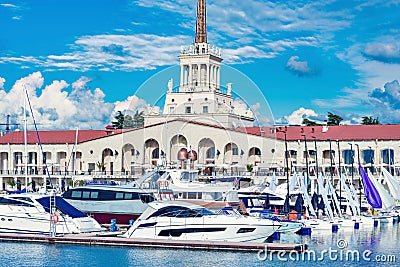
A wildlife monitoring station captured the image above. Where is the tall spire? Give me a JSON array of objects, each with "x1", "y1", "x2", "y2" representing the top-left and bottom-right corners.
[{"x1": 195, "y1": 0, "x2": 207, "y2": 43}]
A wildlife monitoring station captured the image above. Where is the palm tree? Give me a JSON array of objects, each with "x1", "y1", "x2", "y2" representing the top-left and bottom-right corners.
[
  {"x1": 361, "y1": 116, "x2": 380, "y2": 125},
  {"x1": 7, "y1": 179, "x2": 16, "y2": 189},
  {"x1": 327, "y1": 112, "x2": 343, "y2": 126}
]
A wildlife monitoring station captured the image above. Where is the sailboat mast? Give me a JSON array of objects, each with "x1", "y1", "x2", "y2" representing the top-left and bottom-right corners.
[
  {"x1": 23, "y1": 85, "x2": 28, "y2": 192},
  {"x1": 337, "y1": 141, "x2": 342, "y2": 214},
  {"x1": 72, "y1": 127, "x2": 78, "y2": 187}
]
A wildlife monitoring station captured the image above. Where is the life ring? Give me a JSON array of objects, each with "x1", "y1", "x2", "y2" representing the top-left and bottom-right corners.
[
  {"x1": 158, "y1": 181, "x2": 163, "y2": 188},
  {"x1": 50, "y1": 214, "x2": 59, "y2": 224},
  {"x1": 164, "y1": 181, "x2": 169, "y2": 187}
]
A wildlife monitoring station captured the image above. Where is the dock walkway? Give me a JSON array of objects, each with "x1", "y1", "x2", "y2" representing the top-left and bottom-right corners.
[{"x1": 0, "y1": 232, "x2": 307, "y2": 252}]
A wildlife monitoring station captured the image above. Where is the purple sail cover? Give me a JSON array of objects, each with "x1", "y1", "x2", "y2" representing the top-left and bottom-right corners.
[{"x1": 360, "y1": 165, "x2": 382, "y2": 209}]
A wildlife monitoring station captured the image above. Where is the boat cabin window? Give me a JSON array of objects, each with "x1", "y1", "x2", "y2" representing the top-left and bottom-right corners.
[
  {"x1": 63, "y1": 189, "x2": 142, "y2": 201},
  {"x1": 149, "y1": 206, "x2": 190, "y2": 218},
  {"x1": 181, "y1": 171, "x2": 198, "y2": 182},
  {"x1": 82, "y1": 191, "x2": 90, "y2": 198},
  {"x1": 176, "y1": 209, "x2": 201, "y2": 218},
  {"x1": 140, "y1": 194, "x2": 155, "y2": 203},
  {"x1": 13, "y1": 197, "x2": 34, "y2": 203},
  {"x1": 188, "y1": 192, "x2": 197, "y2": 199},
  {"x1": 71, "y1": 191, "x2": 82, "y2": 198}
]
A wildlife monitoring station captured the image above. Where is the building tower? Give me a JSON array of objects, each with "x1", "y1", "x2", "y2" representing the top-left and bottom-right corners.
[{"x1": 145, "y1": 0, "x2": 254, "y2": 128}]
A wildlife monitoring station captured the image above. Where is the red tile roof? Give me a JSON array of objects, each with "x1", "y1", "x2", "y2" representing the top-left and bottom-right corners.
[
  {"x1": 0, "y1": 129, "x2": 124, "y2": 144},
  {"x1": 262, "y1": 124, "x2": 400, "y2": 141},
  {"x1": 1, "y1": 123, "x2": 398, "y2": 145}
]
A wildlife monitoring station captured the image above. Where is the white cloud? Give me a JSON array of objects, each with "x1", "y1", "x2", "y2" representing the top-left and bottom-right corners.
[
  {"x1": 0, "y1": 72, "x2": 160, "y2": 130},
  {"x1": 0, "y1": 3, "x2": 17, "y2": 8},
  {"x1": 0, "y1": 77, "x2": 5, "y2": 89},
  {"x1": 113, "y1": 95, "x2": 148, "y2": 115},
  {"x1": 278, "y1": 107, "x2": 319, "y2": 125},
  {"x1": 0, "y1": 1, "x2": 351, "y2": 72},
  {"x1": 363, "y1": 42, "x2": 400, "y2": 63},
  {"x1": 286, "y1": 56, "x2": 312, "y2": 76},
  {"x1": 319, "y1": 36, "x2": 400, "y2": 110},
  {"x1": 0, "y1": 34, "x2": 191, "y2": 71},
  {"x1": 367, "y1": 80, "x2": 400, "y2": 123}
]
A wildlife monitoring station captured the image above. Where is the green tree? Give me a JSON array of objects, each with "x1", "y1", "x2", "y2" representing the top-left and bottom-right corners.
[
  {"x1": 246, "y1": 164, "x2": 254, "y2": 173},
  {"x1": 111, "y1": 110, "x2": 144, "y2": 129},
  {"x1": 361, "y1": 116, "x2": 380, "y2": 125},
  {"x1": 123, "y1": 114, "x2": 135, "y2": 128},
  {"x1": 327, "y1": 112, "x2": 343, "y2": 126},
  {"x1": 112, "y1": 111, "x2": 125, "y2": 129},
  {"x1": 302, "y1": 118, "x2": 321, "y2": 126},
  {"x1": 7, "y1": 179, "x2": 16, "y2": 189},
  {"x1": 133, "y1": 110, "x2": 144, "y2": 128}
]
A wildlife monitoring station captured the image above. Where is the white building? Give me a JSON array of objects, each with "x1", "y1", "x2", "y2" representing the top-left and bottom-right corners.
[{"x1": 0, "y1": 0, "x2": 400, "y2": 191}]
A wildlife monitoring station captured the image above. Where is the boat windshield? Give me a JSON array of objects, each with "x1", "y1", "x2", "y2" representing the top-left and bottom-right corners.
[
  {"x1": 148, "y1": 206, "x2": 216, "y2": 218},
  {"x1": 193, "y1": 208, "x2": 216, "y2": 216}
]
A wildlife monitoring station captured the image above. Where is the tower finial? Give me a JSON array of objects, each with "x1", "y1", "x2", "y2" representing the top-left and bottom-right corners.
[{"x1": 195, "y1": 0, "x2": 207, "y2": 43}]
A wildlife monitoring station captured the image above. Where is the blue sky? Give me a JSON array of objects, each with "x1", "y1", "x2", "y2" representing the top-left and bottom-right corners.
[{"x1": 1, "y1": 0, "x2": 400, "y2": 130}]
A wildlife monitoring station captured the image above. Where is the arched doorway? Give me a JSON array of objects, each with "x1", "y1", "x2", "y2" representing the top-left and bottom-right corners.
[
  {"x1": 248, "y1": 147, "x2": 261, "y2": 166},
  {"x1": 122, "y1": 143, "x2": 135, "y2": 174},
  {"x1": 144, "y1": 139, "x2": 160, "y2": 166},
  {"x1": 102, "y1": 148, "x2": 114, "y2": 174},
  {"x1": 170, "y1": 135, "x2": 187, "y2": 164},
  {"x1": 224, "y1": 142, "x2": 239, "y2": 164},
  {"x1": 198, "y1": 138, "x2": 215, "y2": 165}
]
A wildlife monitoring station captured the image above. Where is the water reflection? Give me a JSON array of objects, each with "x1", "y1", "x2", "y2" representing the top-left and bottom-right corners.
[{"x1": 0, "y1": 223, "x2": 399, "y2": 266}]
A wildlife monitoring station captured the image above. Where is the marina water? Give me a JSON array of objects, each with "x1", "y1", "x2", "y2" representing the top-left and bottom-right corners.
[{"x1": 1, "y1": 223, "x2": 399, "y2": 266}]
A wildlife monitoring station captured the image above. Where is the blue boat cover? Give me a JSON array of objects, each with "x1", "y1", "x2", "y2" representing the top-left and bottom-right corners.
[
  {"x1": 6, "y1": 188, "x2": 27, "y2": 194},
  {"x1": 36, "y1": 196, "x2": 87, "y2": 218}
]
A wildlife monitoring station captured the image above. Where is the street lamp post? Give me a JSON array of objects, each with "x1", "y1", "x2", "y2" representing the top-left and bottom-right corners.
[
  {"x1": 355, "y1": 144, "x2": 362, "y2": 213},
  {"x1": 312, "y1": 136, "x2": 319, "y2": 194},
  {"x1": 302, "y1": 134, "x2": 310, "y2": 194},
  {"x1": 277, "y1": 127, "x2": 290, "y2": 214}
]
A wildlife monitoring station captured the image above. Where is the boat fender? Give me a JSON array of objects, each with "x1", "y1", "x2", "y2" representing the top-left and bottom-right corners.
[{"x1": 50, "y1": 214, "x2": 59, "y2": 224}]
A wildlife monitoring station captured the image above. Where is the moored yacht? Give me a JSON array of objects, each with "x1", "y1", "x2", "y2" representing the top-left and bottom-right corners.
[
  {"x1": 62, "y1": 182, "x2": 156, "y2": 224},
  {"x1": 150, "y1": 169, "x2": 241, "y2": 209},
  {"x1": 123, "y1": 201, "x2": 281, "y2": 242},
  {"x1": 0, "y1": 193, "x2": 103, "y2": 235}
]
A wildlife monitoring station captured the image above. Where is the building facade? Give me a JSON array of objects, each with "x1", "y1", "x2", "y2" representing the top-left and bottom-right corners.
[{"x1": 0, "y1": 0, "x2": 400, "y2": 191}]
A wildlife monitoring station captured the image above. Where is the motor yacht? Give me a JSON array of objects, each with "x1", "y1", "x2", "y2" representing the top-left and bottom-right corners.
[
  {"x1": 0, "y1": 193, "x2": 103, "y2": 235},
  {"x1": 123, "y1": 201, "x2": 281, "y2": 242}
]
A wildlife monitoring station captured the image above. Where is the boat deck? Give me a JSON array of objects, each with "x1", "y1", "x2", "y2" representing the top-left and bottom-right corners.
[{"x1": 0, "y1": 232, "x2": 307, "y2": 252}]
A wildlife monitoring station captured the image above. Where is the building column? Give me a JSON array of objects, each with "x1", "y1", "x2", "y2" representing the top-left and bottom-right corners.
[
  {"x1": 188, "y1": 64, "x2": 192, "y2": 89},
  {"x1": 216, "y1": 67, "x2": 220, "y2": 89},
  {"x1": 197, "y1": 64, "x2": 201, "y2": 88},
  {"x1": 207, "y1": 64, "x2": 211, "y2": 89},
  {"x1": 180, "y1": 65, "x2": 184, "y2": 87},
  {"x1": 213, "y1": 66, "x2": 217, "y2": 88}
]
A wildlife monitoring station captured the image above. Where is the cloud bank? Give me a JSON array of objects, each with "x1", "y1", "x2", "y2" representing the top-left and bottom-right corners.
[{"x1": 0, "y1": 72, "x2": 153, "y2": 130}]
